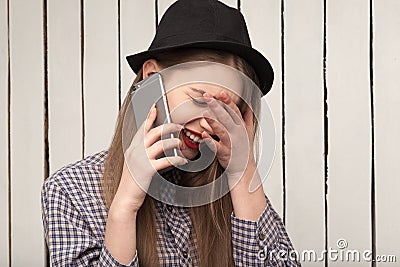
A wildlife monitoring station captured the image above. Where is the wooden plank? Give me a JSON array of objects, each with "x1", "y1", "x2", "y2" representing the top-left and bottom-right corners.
[
  {"x1": 220, "y1": 0, "x2": 237, "y2": 9},
  {"x1": 47, "y1": 1, "x2": 82, "y2": 173},
  {"x1": 157, "y1": 0, "x2": 176, "y2": 24},
  {"x1": 327, "y1": 0, "x2": 371, "y2": 265},
  {"x1": 283, "y1": 0, "x2": 325, "y2": 263},
  {"x1": 242, "y1": 0, "x2": 284, "y2": 216},
  {"x1": 374, "y1": 0, "x2": 400, "y2": 265},
  {"x1": 84, "y1": 0, "x2": 119, "y2": 156},
  {"x1": 9, "y1": 0, "x2": 45, "y2": 265},
  {"x1": 0, "y1": 0, "x2": 10, "y2": 265},
  {"x1": 120, "y1": 1, "x2": 155, "y2": 107},
  {"x1": 158, "y1": 0, "x2": 238, "y2": 22}
]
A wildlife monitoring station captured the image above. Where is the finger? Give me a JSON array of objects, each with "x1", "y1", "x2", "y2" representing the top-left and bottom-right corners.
[
  {"x1": 146, "y1": 138, "x2": 182, "y2": 159},
  {"x1": 145, "y1": 123, "x2": 183, "y2": 148},
  {"x1": 217, "y1": 91, "x2": 243, "y2": 125},
  {"x1": 203, "y1": 94, "x2": 235, "y2": 129},
  {"x1": 127, "y1": 105, "x2": 156, "y2": 152},
  {"x1": 201, "y1": 131, "x2": 221, "y2": 153},
  {"x1": 243, "y1": 104, "x2": 254, "y2": 128},
  {"x1": 144, "y1": 104, "x2": 157, "y2": 134},
  {"x1": 202, "y1": 110, "x2": 230, "y2": 144},
  {"x1": 153, "y1": 156, "x2": 188, "y2": 170}
]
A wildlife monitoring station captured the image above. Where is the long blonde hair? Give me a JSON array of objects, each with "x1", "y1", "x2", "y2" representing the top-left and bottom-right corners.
[{"x1": 102, "y1": 48, "x2": 261, "y2": 266}]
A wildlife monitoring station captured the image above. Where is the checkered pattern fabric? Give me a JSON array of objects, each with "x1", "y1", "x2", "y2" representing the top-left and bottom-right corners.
[{"x1": 41, "y1": 150, "x2": 301, "y2": 266}]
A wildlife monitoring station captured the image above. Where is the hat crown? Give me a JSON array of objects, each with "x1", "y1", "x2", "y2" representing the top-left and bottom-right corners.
[{"x1": 150, "y1": 0, "x2": 252, "y2": 49}]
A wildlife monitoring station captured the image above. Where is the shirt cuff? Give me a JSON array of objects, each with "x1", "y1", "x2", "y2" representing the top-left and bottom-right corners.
[
  {"x1": 231, "y1": 195, "x2": 301, "y2": 266},
  {"x1": 231, "y1": 196, "x2": 281, "y2": 254},
  {"x1": 100, "y1": 244, "x2": 139, "y2": 267}
]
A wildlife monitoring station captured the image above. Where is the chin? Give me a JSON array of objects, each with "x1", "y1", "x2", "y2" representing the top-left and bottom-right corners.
[{"x1": 181, "y1": 149, "x2": 200, "y2": 160}]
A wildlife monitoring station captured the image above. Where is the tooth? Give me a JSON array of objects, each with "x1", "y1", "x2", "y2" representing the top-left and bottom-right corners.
[
  {"x1": 190, "y1": 134, "x2": 195, "y2": 139},
  {"x1": 193, "y1": 136, "x2": 199, "y2": 142},
  {"x1": 186, "y1": 131, "x2": 191, "y2": 137}
]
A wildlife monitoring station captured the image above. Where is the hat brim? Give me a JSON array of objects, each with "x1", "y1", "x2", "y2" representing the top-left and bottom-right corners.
[{"x1": 126, "y1": 41, "x2": 274, "y2": 96}]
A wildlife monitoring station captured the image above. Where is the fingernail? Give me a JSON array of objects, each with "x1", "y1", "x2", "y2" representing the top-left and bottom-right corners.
[{"x1": 202, "y1": 93, "x2": 212, "y2": 101}]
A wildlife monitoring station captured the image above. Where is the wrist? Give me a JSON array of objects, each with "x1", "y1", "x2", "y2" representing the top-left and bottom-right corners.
[
  {"x1": 108, "y1": 196, "x2": 139, "y2": 223},
  {"x1": 228, "y1": 159, "x2": 258, "y2": 189}
]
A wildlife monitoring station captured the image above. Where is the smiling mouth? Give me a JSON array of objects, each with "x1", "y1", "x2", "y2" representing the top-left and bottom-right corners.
[
  {"x1": 181, "y1": 128, "x2": 202, "y2": 150},
  {"x1": 180, "y1": 128, "x2": 220, "y2": 150}
]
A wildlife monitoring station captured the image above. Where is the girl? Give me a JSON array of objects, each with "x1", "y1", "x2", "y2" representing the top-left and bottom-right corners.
[{"x1": 41, "y1": 1, "x2": 301, "y2": 266}]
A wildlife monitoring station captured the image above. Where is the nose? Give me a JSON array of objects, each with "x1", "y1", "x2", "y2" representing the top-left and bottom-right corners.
[{"x1": 199, "y1": 117, "x2": 214, "y2": 135}]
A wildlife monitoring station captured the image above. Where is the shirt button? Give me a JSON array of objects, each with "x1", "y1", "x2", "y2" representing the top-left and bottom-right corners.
[
  {"x1": 182, "y1": 250, "x2": 188, "y2": 258},
  {"x1": 258, "y1": 232, "x2": 266, "y2": 241},
  {"x1": 166, "y1": 205, "x2": 173, "y2": 212}
]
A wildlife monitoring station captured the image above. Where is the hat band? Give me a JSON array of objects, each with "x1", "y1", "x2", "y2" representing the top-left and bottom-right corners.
[{"x1": 150, "y1": 33, "x2": 248, "y2": 50}]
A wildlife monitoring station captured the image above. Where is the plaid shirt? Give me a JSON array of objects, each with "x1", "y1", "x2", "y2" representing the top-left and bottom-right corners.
[{"x1": 41, "y1": 150, "x2": 301, "y2": 267}]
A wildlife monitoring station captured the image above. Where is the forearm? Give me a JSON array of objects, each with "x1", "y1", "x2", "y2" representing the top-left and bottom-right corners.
[
  {"x1": 104, "y1": 198, "x2": 138, "y2": 265},
  {"x1": 229, "y1": 162, "x2": 267, "y2": 221}
]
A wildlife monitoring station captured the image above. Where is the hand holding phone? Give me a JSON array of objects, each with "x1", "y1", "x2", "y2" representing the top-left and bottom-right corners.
[
  {"x1": 121, "y1": 103, "x2": 187, "y2": 212},
  {"x1": 131, "y1": 73, "x2": 180, "y2": 157}
]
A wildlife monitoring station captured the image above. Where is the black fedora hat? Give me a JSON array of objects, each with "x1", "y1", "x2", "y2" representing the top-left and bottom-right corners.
[{"x1": 126, "y1": 0, "x2": 274, "y2": 96}]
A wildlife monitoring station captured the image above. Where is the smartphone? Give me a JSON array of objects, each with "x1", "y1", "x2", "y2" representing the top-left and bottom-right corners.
[{"x1": 130, "y1": 73, "x2": 179, "y2": 157}]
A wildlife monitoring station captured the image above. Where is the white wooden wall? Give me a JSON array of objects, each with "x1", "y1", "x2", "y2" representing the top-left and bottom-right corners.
[{"x1": 1, "y1": 0, "x2": 399, "y2": 266}]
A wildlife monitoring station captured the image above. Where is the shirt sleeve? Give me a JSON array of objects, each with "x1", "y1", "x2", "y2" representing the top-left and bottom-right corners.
[
  {"x1": 231, "y1": 195, "x2": 301, "y2": 267},
  {"x1": 41, "y1": 176, "x2": 139, "y2": 267}
]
